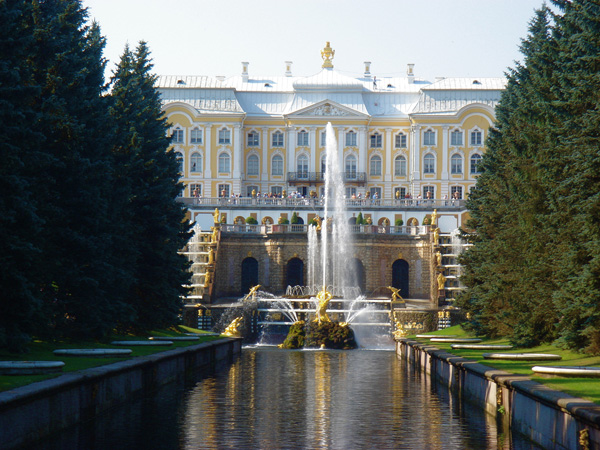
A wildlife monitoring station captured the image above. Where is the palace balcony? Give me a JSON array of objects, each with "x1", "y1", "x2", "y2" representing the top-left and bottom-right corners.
[
  {"x1": 219, "y1": 223, "x2": 431, "y2": 236},
  {"x1": 177, "y1": 196, "x2": 467, "y2": 211},
  {"x1": 286, "y1": 171, "x2": 367, "y2": 184}
]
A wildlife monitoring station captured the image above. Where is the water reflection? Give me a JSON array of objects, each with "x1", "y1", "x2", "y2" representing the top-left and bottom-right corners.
[
  {"x1": 24, "y1": 347, "x2": 543, "y2": 449},
  {"x1": 181, "y1": 348, "x2": 541, "y2": 449}
]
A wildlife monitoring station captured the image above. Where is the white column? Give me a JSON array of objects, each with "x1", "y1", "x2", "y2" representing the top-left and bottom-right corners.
[
  {"x1": 384, "y1": 128, "x2": 393, "y2": 199},
  {"x1": 309, "y1": 127, "x2": 317, "y2": 172},
  {"x1": 261, "y1": 127, "x2": 269, "y2": 191},
  {"x1": 410, "y1": 125, "x2": 421, "y2": 197},
  {"x1": 233, "y1": 124, "x2": 242, "y2": 195},
  {"x1": 204, "y1": 124, "x2": 212, "y2": 197},
  {"x1": 287, "y1": 126, "x2": 296, "y2": 173},
  {"x1": 358, "y1": 126, "x2": 367, "y2": 173},
  {"x1": 442, "y1": 126, "x2": 449, "y2": 180}
]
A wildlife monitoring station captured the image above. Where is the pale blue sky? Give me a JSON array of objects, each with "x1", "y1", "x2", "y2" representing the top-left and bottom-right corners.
[{"x1": 83, "y1": 0, "x2": 546, "y2": 81}]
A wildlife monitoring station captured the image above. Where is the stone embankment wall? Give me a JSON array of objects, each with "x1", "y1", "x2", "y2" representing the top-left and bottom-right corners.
[
  {"x1": 214, "y1": 233, "x2": 433, "y2": 301},
  {"x1": 0, "y1": 338, "x2": 241, "y2": 449},
  {"x1": 396, "y1": 339, "x2": 600, "y2": 450}
]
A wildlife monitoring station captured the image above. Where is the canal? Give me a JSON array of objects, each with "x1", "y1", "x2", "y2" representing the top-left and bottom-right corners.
[{"x1": 30, "y1": 347, "x2": 543, "y2": 449}]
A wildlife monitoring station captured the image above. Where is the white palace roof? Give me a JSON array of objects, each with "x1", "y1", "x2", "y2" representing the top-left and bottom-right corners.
[{"x1": 156, "y1": 49, "x2": 506, "y2": 120}]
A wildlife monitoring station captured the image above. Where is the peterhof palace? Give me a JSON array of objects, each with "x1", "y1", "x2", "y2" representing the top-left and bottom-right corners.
[{"x1": 168, "y1": 43, "x2": 505, "y2": 306}]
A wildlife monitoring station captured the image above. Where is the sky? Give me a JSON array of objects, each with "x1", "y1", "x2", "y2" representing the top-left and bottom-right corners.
[{"x1": 82, "y1": 0, "x2": 547, "y2": 82}]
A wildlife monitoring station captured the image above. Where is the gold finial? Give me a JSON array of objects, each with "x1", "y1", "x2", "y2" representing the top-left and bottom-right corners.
[{"x1": 321, "y1": 41, "x2": 335, "y2": 69}]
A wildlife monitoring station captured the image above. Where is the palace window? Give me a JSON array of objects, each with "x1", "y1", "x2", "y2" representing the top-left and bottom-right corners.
[
  {"x1": 218, "y1": 152, "x2": 230, "y2": 173},
  {"x1": 218, "y1": 184, "x2": 230, "y2": 197},
  {"x1": 423, "y1": 186, "x2": 435, "y2": 199},
  {"x1": 346, "y1": 130, "x2": 357, "y2": 147},
  {"x1": 423, "y1": 153, "x2": 435, "y2": 174},
  {"x1": 394, "y1": 187, "x2": 407, "y2": 199},
  {"x1": 423, "y1": 129, "x2": 436, "y2": 146},
  {"x1": 247, "y1": 131, "x2": 259, "y2": 147},
  {"x1": 394, "y1": 155, "x2": 407, "y2": 177},
  {"x1": 172, "y1": 128, "x2": 184, "y2": 144},
  {"x1": 395, "y1": 133, "x2": 407, "y2": 148},
  {"x1": 297, "y1": 130, "x2": 309, "y2": 146},
  {"x1": 450, "y1": 130, "x2": 463, "y2": 146},
  {"x1": 470, "y1": 153, "x2": 482, "y2": 174},
  {"x1": 271, "y1": 186, "x2": 283, "y2": 196},
  {"x1": 272, "y1": 131, "x2": 284, "y2": 147},
  {"x1": 369, "y1": 187, "x2": 382, "y2": 199},
  {"x1": 451, "y1": 154, "x2": 463, "y2": 174},
  {"x1": 246, "y1": 185, "x2": 259, "y2": 197},
  {"x1": 470, "y1": 129, "x2": 482, "y2": 146},
  {"x1": 346, "y1": 187, "x2": 357, "y2": 198},
  {"x1": 297, "y1": 154, "x2": 309, "y2": 178},
  {"x1": 345, "y1": 154, "x2": 357, "y2": 178},
  {"x1": 370, "y1": 155, "x2": 382, "y2": 176},
  {"x1": 218, "y1": 128, "x2": 231, "y2": 145},
  {"x1": 190, "y1": 128, "x2": 203, "y2": 144},
  {"x1": 321, "y1": 130, "x2": 327, "y2": 147},
  {"x1": 321, "y1": 155, "x2": 327, "y2": 174},
  {"x1": 370, "y1": 132, "x2": 382, "y2": 148},
  {"x1": 190, "y1": 152, "x2": 202, "y2": 173},
  {"x1": 451, "y1": 186, "x2": 463, "y2": 199},
  {"x1": 247, "y1": 154, "x2": 259, "y2": 176},
  {"x1": 272, "y1": 154, "x2": 283, "y2": 176},
  {"x1": 190, "y1": 183, "x2": 202, "y2": 197}
]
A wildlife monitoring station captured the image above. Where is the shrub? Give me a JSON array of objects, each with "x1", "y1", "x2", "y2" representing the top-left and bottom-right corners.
[
  {"x1": 356, "y1": 212, "x2": 364, "y2": 225},
  {"x1": 291, "y1": 212, "x2": 299, "y2": 224},
  {"x1": 245, "y1": 216, "x2": 258, "y2": 225},
  {"x1": 395, "y1": 218, "x2": 404, "y2": 226}
]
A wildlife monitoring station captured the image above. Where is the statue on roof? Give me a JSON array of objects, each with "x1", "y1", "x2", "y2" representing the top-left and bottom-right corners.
[{"x1": 321, "y1": 41, "x2": 335, "y2": 69}]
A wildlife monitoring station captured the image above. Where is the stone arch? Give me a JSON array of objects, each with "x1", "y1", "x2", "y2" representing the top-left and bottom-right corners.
[
  {"x1": 378, "y1": 217, "x2": 390, "y2": 226},
  {"x1": 234, "y1": 215, "x2": 245, "y2": 225},
  {"x1": 241, "y1": 257, "x2": 259, "y2": 295},
  {"x1": 348, "y1": 258, "x2": 366, "y2": 294},
  {"x1": 286, "y1": 257, "x2": 304, "y2": 288},
  {"x1": 407, "y1": 217, "x2": 419, "y2": 226},
  {"x1": 392, "y1": 259, "x2": 410, "y2": 298},
  {"x1": 262, "y1": 216, "x2": 273, "y2": 225}
]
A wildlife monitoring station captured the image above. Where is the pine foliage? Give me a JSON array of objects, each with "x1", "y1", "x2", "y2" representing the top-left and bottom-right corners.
[{"x1": 459, "y1": 1, "x2": 600, "y2": 353}]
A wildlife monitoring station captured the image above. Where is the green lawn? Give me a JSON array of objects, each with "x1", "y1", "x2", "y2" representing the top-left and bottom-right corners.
[
  {"x1": 0, "y1": 326, "x2": 222, "y2": 392},
  {"x1": 410, "y1": 326, "x2": 600, "y2": 404}
]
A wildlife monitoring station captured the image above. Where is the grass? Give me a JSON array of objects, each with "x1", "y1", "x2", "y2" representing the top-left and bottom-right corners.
[
  {"x1": 409, "y1": 326, "x2": 600, "y2": 405},
  {"x1": 0, "y1": 326, "x2": 222, "y2": 393}
]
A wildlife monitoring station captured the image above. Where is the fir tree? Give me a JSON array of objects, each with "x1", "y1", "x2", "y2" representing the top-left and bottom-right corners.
[
  {"x1": 109, "y1": 42, "x2": 191, "y2": 331},
  {"x1": 0, "y1": 0, "x2": 44, "y2": 351},
  {"x1": 30, "y1": 0, "x2": 119, "y2": 339}
]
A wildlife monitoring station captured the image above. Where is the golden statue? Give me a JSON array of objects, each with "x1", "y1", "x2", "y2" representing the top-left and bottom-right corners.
[
  {"x1": 208, "y1": 247, "x2": 215, "y2": 264},
  {"x1": 365, "y1": 216, "x2": 372, "y2": 225},
  {"x1": 314, "y1": 216, "x2": 322, "y2": 231},
  {"x1": 431, "y1": 209, "x2": 438, "y2": 226},
  {"x1": 433, "y1": 227, "x2": 439, "y2": 244},
  {"x1": 211, "y1": 226, "x2": 218, "y2": 243},
  {"x1": 435, "y1": 251, "x2": 442, "y2": 266},
  {"x1": 321, "y1": 41, "x2": 335, "y2": 69},
  {"x1": 383, "y1": 218, "x2": 390, "y2": 227},
  {"x1": 393, "y1": 320, "x2": 407, "y2": 339},
  {"x1": 213, "y1": 208, "x2": 220, "y2": 224},
  {"x1": 203, "y1": 271, "x2": 211, "y2": 288},
  {"x1": 313, "y1": 286, "x2": 332, "y2": 324},
  {"x1": 388, "y1": 286, "x2": 404, "y2": 303},
  {"x1": 437, "y1": 272, "x2": 446, "y2": 290},
  {"x1": 243, "y1": 284, "x2": 261, "y2": 302},
  {"x1": 222, "y1": 317, "x2": 243, "y2": 337}
]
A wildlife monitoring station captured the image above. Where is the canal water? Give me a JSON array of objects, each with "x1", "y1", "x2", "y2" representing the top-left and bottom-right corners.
[{"x1": 31, "y1": 347, "x2": 543, "y2": 449}]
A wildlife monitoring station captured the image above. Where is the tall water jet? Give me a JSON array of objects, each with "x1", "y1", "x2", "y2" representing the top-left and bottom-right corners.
[{"x1": 312, "y1": 122, "x2": 356, "y2": 295}]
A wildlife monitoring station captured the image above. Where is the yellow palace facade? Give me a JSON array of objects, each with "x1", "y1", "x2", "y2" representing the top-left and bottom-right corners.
[{"x1": 158, "y1": 43, "x2": 504, "y2": 205}]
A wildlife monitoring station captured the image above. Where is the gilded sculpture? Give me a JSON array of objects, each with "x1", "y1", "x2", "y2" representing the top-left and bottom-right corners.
[{"x1": 314, "y1": 286, "x2": 333, "y2": 324}]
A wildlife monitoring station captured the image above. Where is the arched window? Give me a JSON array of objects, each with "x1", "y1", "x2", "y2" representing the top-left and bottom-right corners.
[
  {"x1": 423, "y1": 129, "x2": 436, "y2": 146},
  {"x1": 190, "y1": 152, "x2": 202, "y2": 173},
  {"x1": 218, "y1": 128, "x2": 231, "y2": 145},
  {"x1": 297, "y1": 130, "x2": 309, "y2": 146},
  {"x1": 345, "y1": 154, "x2": 357, "y2": 178},
  {"x1": 297, "y1": 154, "x2": 308, "y2": 178},
  {"x1": 423, "y1": 153, "x2": 435, "y2": 174},
  {"x1": 272, "y1": 130, "x2": 284, "y2": 147},
  {"x1": 272, "y1": 154, "x2": 283, "y2": 176},
  {"x1": 370, "y1": 155, "x2": 382, "y2": 176},
  {"x1": 370, "y1": 132, "x2": 382, "y2": 148},
  {"x1": 450, "y1": 129, "x2": 463, "y2": 146},
  {"x1": 218, "y1": 152, "x2": 230, "y2": 173},
  {"x1": 395, "y1": 133, "x2": 407, "y2": 148},
  {"x1": 190, "y1": 127, "x2": 203, "y2": 144},
  {"x1": 470, "y1": 129, "x2": 482, "y2": 146},
  {"x1": 247, "y1": 131, "x2": 259, "y2": 147},
  {"x1": 171, "y1": 127, "x2": 184, "y2": 144},
  {"x1": 394, "y1": 155, "x2": 407, "y2": 177},
  {"x1": 470, "y1": 153, "x2": 482, "y2": 174},
  {"x1": 451, "y1": 154, "x2": 463, "y2": 174},
  {"x1": 345, "y1": 130, "x2": 357, "y2": 147},
  {"x1": 247, "y1": 154, "x2": 259, "y2": 176}
]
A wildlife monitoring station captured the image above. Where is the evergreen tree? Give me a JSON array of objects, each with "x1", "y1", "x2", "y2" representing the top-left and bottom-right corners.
[
  {"x1": 0, "y1": 0, "x2": 45, "y2": 351},
  {"x1": 109, "y1": 42, "x2": 191, "y2": 331},
  {"x1": 30, "y1": 0, "x2": 119, "y2": 339},
  {"x1": 459, "y1": 7, "x2": 561, "y2": 346}
]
